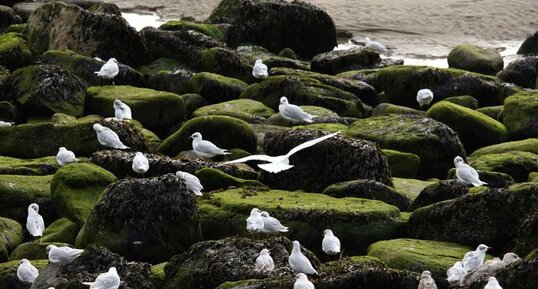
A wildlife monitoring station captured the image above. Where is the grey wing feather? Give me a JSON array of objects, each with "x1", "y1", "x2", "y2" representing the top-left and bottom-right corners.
[
  {"x1": 282, "y1": 104, "x2": 312, "y2": 120},
  {"x1": 286, "y1": 132, "x2": 338, "y2": 157}
]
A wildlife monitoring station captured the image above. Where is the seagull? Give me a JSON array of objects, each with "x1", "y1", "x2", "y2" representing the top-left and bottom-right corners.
[
  {"x1": 113, "y1": 99, "x2": 132, "y2": 120},
  {"x1": 446, "y1": 261, "x2": 465, "y2": 286},
  {"x1": 94, "y1": 58, "x2": 119, "y2": 85},
  {"x1": 454, "y1": 156, "x2": 487, "y2": 187},
  {"x1": 246, "y1": 208, "x2": 264, "y2": 233},
  {"x1": 47, "y1": 245, "x2": 84, "y2": 265},
  {"x1": 82, "y1": 267, "x2": 121, "y2": 289},
  {"x1": 93, "y1": 123, "x2": 130, "y2": 149},
  {"x1": 254, "y1": 248, "x2": 274, "y2": 273},
  {"x1": 0, "y1": 120, "x2": 14, "y2": 127},
  {"x1": 252, "y1": 59, "x2": 268, "y2": 79},
  {"x1": 418, "y1": 270, "x2": 438, "y2": 289},
  {"x1": 132, "y1": 152, "x2": 149, "y2": 174},
  {"x1": 416, "y1": 88, "x2": 434, "y2": 108},
  {"x1": 223, "y1": 131, "x2": 338, "y2": 173},
  {"x1": 294, "y1": 273, "x2": 315, "y2": 289},
  {"x1": 462, "y1": 244, "x2": 492, "y2": 273},
  {"x1": 289, "y1": 240, "x2": 318, "y2": 275},
  {"x1": 260, "y1": 211, "x2": 288, "y2": 233},
  {"x1": 56, "y1": 147, "x2": 78, "y2": 166},
  {"x1": 279, "y1": 96, "x2": 315, "y2": 123},
  {"x1": 364, "y1": 37, "x2": 386, "y2": 52},
  {"x1": 484, "y1": 277, "x2": 503, "y2": 289},
  {"x1": 190, "y1": 132, "x2": 230, "y2": 158},
  {"x1": 17, "y1": 259, "x2": 39, "y2": 283},
  {"x1": 460, "y1": 253, "x2": 520, "y2": 286},
  {"x1": 322, "y1": 229, "x2": 341, "y2": 255},
  {"x1": 26, "y1": 203, "x2": 45, "y2": 237},
  {"x1": 175, "y1": 171, "x2": 203, "y2": 196}
]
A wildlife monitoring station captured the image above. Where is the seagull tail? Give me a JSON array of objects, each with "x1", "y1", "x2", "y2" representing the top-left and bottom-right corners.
[
  {"x1": 258, "y1": 162, "x2": 293, "y2": 173},
  {"x1": 94, "y1": 71, "x2": 101, "y2": 75},
  {"x1": 194, "y1": 190, "x2": 203, "y2": 196}
]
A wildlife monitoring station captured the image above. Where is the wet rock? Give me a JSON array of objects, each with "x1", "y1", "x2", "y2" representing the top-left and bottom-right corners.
[
  {"x1": 0, "y1": 32, "x2": 33, "y2": 71},
  {"x1": 198, "y1": 47, "x2": 253, "y2": 82},
  {"x1": 12, "y1": 2, "x2": 42, "y2": 22},
  {"x1": 0, "y1": 217, "x2": 23, "y2": 262},
  {"x1": 468, "y1": 151, "x2": 538, "y2": 182},
  {"x1": 448, "y1": 44, "x2": 503, "y2": 75},
  {"x1": 408, "y1": 180, "x2": 469, "y2": 211},
  {"x1": 159, "y1": 20, "x2": 224, "y2": 41},
  {"x1": 267, "y1": 105, "x2": 347, "y2": 126},
  {"x1": 311, "y1": 48, "x2": 382, "y2": 75},
  {"x1": 503, "y1": 90, "x2": 538, "y2": 138},
  {"x1": 443, "y1": 95, "x2": 479, "y2": 109},
  {"x1": 393, "y1": 177, "x2": 437, "y2": 201},
  {"x1": 0, "y1": 6, "x2": 23, "y2": 32},
  {"x1": 44, "y1": 0, "x2": 103, "y2": 9},
  {"x1": 186, "y1": 72, "x2": 248, "y2": 104},
  {"x1": 193, "y1": 99, "x2": 274, "y2": 124},
  {"x1": 497, "y1": 56, "x2": 538, "y2": 88},
  {"x1": 77, "y1": 174, "x2": 202, "y2": 263},
  {"x1": 517, "y1": 30, "x2": 538, "y2": 55}
]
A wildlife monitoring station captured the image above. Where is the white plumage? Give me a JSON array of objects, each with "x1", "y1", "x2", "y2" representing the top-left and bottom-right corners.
[
  {"x1": 190, "y1": 132, "x2": 230, "y2": 158},
  {"x1": 132, "y1": 152, "x2": 149, "y2": 174},
  {"x1": 364, "y1": 37, "x2": 386, "y2": 52},
  {"x1": 462, "y1": 244, "x2": 491, "y2": 273},
  {"x1": 446, "y1": 261, "x2": 465, "y2": 286},
  {"x1": 484, "y1": 277, "x2": 503, "y2": 289},
  {"x1": 254, "y1": 248, "x2": 274, "y2": 273},
  {"x1": 278, "y1": 96, "x2": 315, "y2": 123},
  {"x1": 294, "y1": 273, "x2": 315, "y2": 289},
  {"x1": 223, "y1": 131, "x2": 338, "y2": 173},
  {"x1": 454, "y1": 156, "x2": 487, "y2": 187},
  {"x1": 252, "y1": 59, "x2": 268, "y2": 79},
  {"x1": 176, "y1": 171, "x2": 203, "y2": 196},
  {"x1": 418, "y1": 270, "x2": 437, "y2": 289},
  {"x1": 47, "y1": 245, "x2": 84, "y2": 265},
  {"x1": 82, "y1": 267, "x2": 121, "y2": 289},
  {"x1": 56, "y1": 147, "x2": 77, "y2": 166},
  {"x1": 416, "y1": 88, "x2": 434, "y2": 107},
  {"x1": 246, "y1": 208, "x2": 264, "y2": 233},
  {"x1": 260, "y1": 211, "x2": 288, "y2": 233},
  {"x1": 0, "y1": 120, "x2": 14, "y2": 127},
  {"x1": 113, "y1": 99, "x2": 132, "y2": 120},
  {"x1": 95, "y1": 58, "x2": 119, "y2": 84},
  {"x1": 321, "y1": 229, "x2": 341, "y2": 255},
  {"x1": 17, "y1": 259, "x2": 39, "y2": 283},
  {"x1": 93, "y1": 123, "x2": 130, "y2": 149},
  {"x1": 460, "y1": 253, "x2": 520, "y2": 286},
  {"x1": 289, "y1": 240, "x2": 318, "y2": 275},
  {"x1": 26, "y1": 203, "x2": 45, "y2": 237}
]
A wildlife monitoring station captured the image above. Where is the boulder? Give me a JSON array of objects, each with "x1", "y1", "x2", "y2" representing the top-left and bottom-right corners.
[
  {"x1": 0, "y1": 101, "x2": 17, "y2": 123},
  {"x1": 0, "y1": 217, "x2": 23, "y2": 262},
  {"x1": 76, "y1": 174, "x2": 202, "y2": 263},
  {"x1": 408, "y1": 180, "x2": 469, "y2": 211},
  {"x1": 447, "y1": 44, "x2": 503, "y2": 75},
  {"x1": 197, "y1": 47, "x2": 253, "y2": 82},
  {"x1": 86, "y1": 2, "x2": 122, "y2": 15},
  {"x1": 0, "y1": 6, "x2": 23, "y2": 32},
  {"x1": 137, "y1": 58, "x2": 194, "y2": 95},
  {"x1": 311, "y1": 48, "x2": 383, "y2": 75},
  {"x1": 38, "y1": 218, "x2": 79, "y2": 245},
  {"x1": 468, "y1": 151, "x2": 538, "y2": 182},
  {"x1": 151, "y1": 262, "x2": 167, "y2": 289},
  {"x1": 503, "y1": 90, "x2": 538, "y2": 138},
  {"x1": 382, "y1": 149, "x2": 421, "y2": 178},
  {"x1": 371, "y1": 103, "x2": 424, "y2": 117},
  {"x1": 470, "y1": 138, "x2": 538, "y2": 157},
  {"x1": 0, "y1": 259, "x2": 47, "y2": 289},
  {"x1": 159, "y1": 20, "x2": 224, "y2": 41},
  {"x1": 192, "y1": 99, "x2": 274, "y2": 123},
  {"x1": 497, "y1": 56, "x2": 538, "y2": 88},
  {"x1": 0, "y1": 156, "x2": 58, "y2": 175},
  {"x1": 447, "y1": 168, "x2": 515, "y2": 189},
  {"x1": 393, "y1": 177, "x2": 437, "y2": 201},
  {"x1": 517, "y1": 30, "x2": 538, "y2": 55},
  {"x1": 195, "y1": 167, "x2": 264, "y2": 192},
  {"x1": 442, "y1": 95, "x2": 479, "y2": 109},
  {"x1": 12, "y1": 2, "x2": 42, "y2": 22},
  {"x1": 237, "y1": 45, "x2": 310, "y2": 71},
  {"x1": 207, "y1": 0, "x2": 337, "y2": 58},
  {"x1": 476, "y1": 105, "x2": 503, "y2": 121},
  {"x1": 186, "y1": 72, "x2": 248, "y2": 104},
  {"x1": 9, "y1": 241, "x2": 68, "y2": 261},
  {"x1": 0, "y1": 32, "x2": 33, "y2": 71},
  {"x1": 268, "y1": 105, "x2": 347, "y2": 126},
  {"x1": 27, "y1": 2, "x2": 147, "y2": 66}
]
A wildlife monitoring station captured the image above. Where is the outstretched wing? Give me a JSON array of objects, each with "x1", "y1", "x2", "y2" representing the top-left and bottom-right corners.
[
  {"x1": 223, "y1": 154, "x2": 277, "y2": 164},
  {"x1": 285, "y1": 131, "x2": 339, "y2": 157}
]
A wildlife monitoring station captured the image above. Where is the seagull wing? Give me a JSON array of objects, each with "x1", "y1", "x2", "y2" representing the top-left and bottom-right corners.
[
  {"x1": 223, "y1": 154, "x2": 277, "y2": 164},
  {"x1": 282, "y1": 103, "x2": 313, "y2": 121},
  {"x1": 285, "y1": 132, "x2": 338, "y2": 158}
]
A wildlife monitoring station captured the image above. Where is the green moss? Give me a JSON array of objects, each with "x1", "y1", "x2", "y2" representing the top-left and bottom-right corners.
[
  {"x1": 470, "y1": 138, "x2": 538, "y2": 157},
  {"x1": 186, "y1": 72, "x2": 248, "y2": 104},
  {"x1": 0, "y1": 32, "x2": 33, "y2": 70},
  {"x1": 198, "y1": 47, "x2": 250, "y2": 82},
  {"x1": 529, "y1": 172, "x2": 538, "y2": 182},
  {"x1": 503, "y1": 90, "x2": 538, "y2": 139},
  {"x1": 469, "y1": 151, "x2": 538, "y2": 182},
  {"x1": 392, "y1": 177, "x2": 436, "y2": 201},
  {"x1": 9, "y1": 241, "x2": 68, "y2": 261},
  {"x1": 195, "y1": 168, "x2": 264, "y2": 192},
  {"x1": 447, "y1": 44, "x2": 503, "y2": 75},
  {"x1": 0, "y1": 175, "x2": 53, "y2": 223},
  {"x1": 192, "y1": 99, "x2": 274, "y2": 123},
  {"x1": 138, "y1": 58, "x2": 187, "y2": 75},
  {"x1": 295, "y1": 122, "x2": 349, "y2": 132},
  {"x1": 443, "y1": 95, "x2": 479, "y2": 109},
  {"x1": 0, "y1": 259, "x2": 48, "y2": 289},
  {"x1": 0, "y1": 156, "x2": 58, "y2": 175},
  {"x1": 151, "y1": 262, "x2": 167, "y2": 289},
  {"x1": 216, "y1": 279, "x2": 263, "y2": 289},
  {"x1": 268, "y1": 105, "x2": 340, "y2": 126},
  {"x1": 382, "y1": 149, "x2": 421, "y2": 178},
  {"x1": 476, "y1": 105, "x2": 503, "y2": 121},
  {"x1": 371, "y1": 103, "x2": 424, "y2": 117},
  {"x1": 0, "y1": 217, "x2": 23, "y2": 262},
  {"x1": 38, "y1": 218, "x2": 79, "y2": 245},
  {"x1": 4, "y1": 24, "x2": 27, "y2": 34},
  {"x1": 50, "y1": 163, "x2": 117, "y2": 226},
  {"x1": 159, "y1": 20, "x2": 224, "y2": 41}
]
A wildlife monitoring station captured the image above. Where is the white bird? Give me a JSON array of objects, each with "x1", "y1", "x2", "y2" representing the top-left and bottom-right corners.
[
  {"x1": 484, "y1": 277, "x2": 503, "y2": 289},
  {"x1": 418, "y1": 270, "x2": 437, "y2": 289},
  {"x1": 294, "y1": 273, "x2": 315, "y2": 289},
  {"x1": 254, "y1": 248, "x2": 274, "y2": 273},
  {"x1": 321, "y1": 229, "x2": 341, "y2": 255},
  {"x1": 26, "y1": 203, "x2": 45, "y2": 237},
  {"x1": 190, "y1": 132, "x2": 230, "y2": 158},
  {"x1": 113, "y1": 99, "x2": 132, "y2": 120},
  {"x1": 0, "y1": 120, "x2": 14, "y2": 127},
  {"x1": 223, "y1": 131, "x2": 338, "y2": 173},
  {"x1": 47, "y1": 245, "x2": 84, "y2": 265},
  {"x1": 175, "y1": 171, "x2": 203, "y2": 196},
  {"x1": 56, "y1": 147, "x2": 77, "y2": 166},
  {"x1": 416, "y1": 88, "x2": 434, "y2": 107},
  {"x1": 289, "y1": 240, "x2": 318, "y2": 275},
  {"x1": 252, "y1": 59, "x2": 268, "y2": 79},
  {"x1": 93, "y1": 123, "x2": 130, "y2": 149},
  {"x1": 260, "y1": 211, "x2": 288, "y2": 233},
  {"x1": 94, "y1": 58, "x2": 119, "y2": 84},
  {"x1": 364, "y1": 37, "x2": 386, "y2": 52},
  {"x1": 278, "y1": 96, "x2": 315, "y2": 123},
  {"x1": 246, "y1": 208, "x2": 264, "y2": 233},
  {"x1": 460, "y1": 253, "x2": 520, "y2": 286},
  {"x1": 17, "y1": 259, "x2": 39, "y2": 283},
  {"x1": 82, "y1": 267, "x2": 121, "y2": 289},
  {"x1": 462, "y1": 244, "x2": 492, "y2": 273},
  {"x1": 446, "y1": 261, "x2": 465, "y2": 286},
  {"x1": 132, "y1": 152, "x2": 149, "y2": 174},
  {"x1": 454, "y1": 156, "x2": 487, "y2": 187}
]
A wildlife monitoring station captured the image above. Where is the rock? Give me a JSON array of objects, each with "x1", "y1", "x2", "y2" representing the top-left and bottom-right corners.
[
  {"x1": 158, "y1": 115, "x2": 257, "y2": 157},
  {"x1": 192, "y1": 99, "x2": 274, "y2": 123},
  {"x1": 517, "y1": 30, "x2": 538, "y2": 55},
  {"x1": 186, "y1": 72, "x2": 248, "y2": 104},
  {"x1": 199, "y1": 188, "x2": 404, "y2": 256},
  {"x1": 0, "y1": 101, "x2": 17, "y2": 123},
  {"x1": 3, "y1": 24, "x2": 26, "y2": 34},
  {"x1": 382, "y1": 149, "x2": 421, "y2": 178},
  {"x1": 371, "y1": 103, "x2": 424, "y2": 117},
  {"x1": 0, "y1": 217, "x2": 23, "y2": 262},
  {"x1": 0, "y1": 32, "x2": 33, "y2": 71},
  {"x1": 195, "y1": 167, "x2": 264, "y2": 191},
  {"x1": 50, "y1": 163, "x2": 117, "y2": 226},
  {"x1": 497, "y1": 56, "x2": 538, "y2": 88},
  {"x1": 348, "y1": 114, "x2": 465, "y2": 178},
  {"x1": 322, "y1": 179, "x2": 411, "y2": 211},
  {"x1": 237, "y1": 45, "x2": 309, "y2": 71},
  {"x1": 138, "y1": 58, "x2": 194, "y2": 95},
  {"x1": 447, "y1": 44, "x2": 504, "y2": 75},
  {"x1": 447, "y1": 168, "x2": 515, "y2": 189},
  {"x1": 470, "y1": 138, "x2": 538, "y2": 157},
  {"x1": 0, "y1": 156, "x2": 58, "y2": 175},
  {"x1": 442, "y1": 95, "x2": 479, "y2": 109},
  {"x1": 44, "y1": 0, "x2": 103, "y2": 9},
  {"x1": 240, "y1": 75, "x2": 365, "y2": 117},
  {"x1": 268, "y1": 105, "x2": 346, "y2": 126},
  {"x1": 39, "y1": 218, "x2": 79, "y2": 245},
  {"x1": 258, "y1": 129, "x2": 393, "y2": 193},
  {"x1": 159, "y1": 20, "x2": 224, "y2": 41},
  {"x1": 0, "y1": 6, "x2": 22, "y2": 32},
  {"x1": 408, "y1": 180, "x2": 469, "y2": 211},
  {"x1": 77, "y1": 174, "x2": 202, "y2": 263},
  {"x1": 425, "y1": 101, "x2": 507, "y2": 152},
  {"x1": 86, "y1": 2, "x2": 122, "y2": 15},
  {"x1": 27, "y1": 2, "x2": 147, "y2": 66},
  {"x1": 7, "y1": 64, "x2": 86, "y2": 118},
  {"x1": 476, "y1": 105, "x2": 503, "y2": 121},
  {"x1": 198, "y1": 47, "x2": 252, "y2": 82},
  {"x1": 0, "y1": 259, "x2": 47, "y2": 289},
  {"x1": 42, "y1": 50, "x2": 145, "y2": 87},
  {"x1": 468, "y1": 151, "x2": 538, "y2": 182},
  {"x1": 503, "y1": 90, "x2": 538, "y2": 138},
  {"x1": 11, "y1": 2, "x2": 42, "y2": 22},
  {"x1": 514, "y1": 214, "x2": 538, "y2": 256},
  {"x1": 474, "y1": 250, "x2": 538, "y2": 289},
  {"x1": 207, "y1": 0, "x2": 337, "y2": 58},
  {"x1": 393, "y1": 177, "x2": 437, "y2": 201},
  {"x1": 408, "y1": 182, "x2": 538, "y2": 255},
  {"x1": 9, "y1": 241, "x2": 68, "y2": 261},
  {"x1": 311, "y1": 48, "x2": 387, "y2": 75},
  {"x1": 151, "y1": 262, "x2": 167, "y2": 289}
]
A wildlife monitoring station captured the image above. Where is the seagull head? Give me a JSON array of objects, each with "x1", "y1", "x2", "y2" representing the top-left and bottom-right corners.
[
  {"x1": 46, "y1": 244, "x2": 56, "y2": 253},
  {"x1": 175, "y1": 171, "x2": 186, "y2": 179},
  {"x1": 292, "y1": 240, "x2": 301, "y2": 250},
  {"x1": 477, "y1": 244, "x2": 492, "y2": 253},
  {"x1": 250, "y1": 208, "x2": 261, "y2": 215},
  {"x1": 260, "y1": 248, "x2": 270, "y2": 255},
  {"x1": 93, "y1": 123, "x2": 104, "y2": 132},
  {"x1": 20, "y1": 258, "x2": 29, "y2": 265},
  {"x1": 135, "y1": 152, "x2": 144, "y2": 157},
  {"x1": 453, "y1": 156, "x2": 465, "y2": 166},
  {"x1": 29, "y1": 203, "x2": 39, "y2": 213},
  {"x1": 109, "y1": 58, "x2": 118, "y2": 64},
  {"x1": 280, "y1": 96, "x2": 288, "y2": 105},
  {"x1": 59, "y1": 147, "x2": 67, "y2": 152},
  {"x1": 109, "y1": 267, "x2": 118, "y2": 274},
  {"x1": 296, "y1": 273, "x2": 308, "y2": 281},
  {"x1": 502, "y1": 252, "x2": 520, "y2": 263},
  {"x1": 113, "y1": 99, "x2": 123, "y2": 107},
  {"x1": 255, "y1": 59, "x2": 263, "y2": 64},
  {"x1": 364, "y1": 37, "x2": 371, "y2": 44},
  {"x1": 260, "y1": 211, "x2": 270, "y2": 217},
  {"x1": 487, "y1": 277, "x2": 499, "y2": 284},
  {"x1": 323, "y1": 229, "x2": 333, "y2": 236},
  {"x1": 189, "y1": 132, "x2": 202, "y2": 140},
  {"x1": 420, "y1": 270, "x2": 432, "y2": 278}
]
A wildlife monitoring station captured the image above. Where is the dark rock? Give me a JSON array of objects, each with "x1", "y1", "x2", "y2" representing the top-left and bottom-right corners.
[
  {"x1": 0, "y1": 6, "x2": 23, "y2": 32},
  {"x1": 44, "y1": 0, "x2": 104, "y2": 9},
  {"x1": 517, "y1": 30, "x2": 538, "y2": 55},
  {"x1": 497, "y1": 56, "x2": 538, "y2": 89},
  {"x1": 0, "y1": 32, "x2": 33, "y2": 71},
  {"x1": 0, "y1": 217, "x2": 23, "y2": 263},
  {"x1": 159, "y1": 20, "x2": 224, "y2": 41},
  {"x1": 382, "y1": 149, "x2": 421, "y2": 178},
  {"x1": 197, "y1": 47, "x2": 252, "y2": 82},
  {"x1": 86, "y1": 2, "x2": 122, "y2": 15},
  {"x1": 409, "y1": 180, "x2": 469, "y2": 211},
  {"x1": 186, "y1": 72, "x2": 248, "y2": 104},
  {"x1": 237, "y1": 45, "x2": 309, "y2": 71},
  {"x1": 137, "y1": 58, "x2": 194, "y2": 95},
  {"x1": 12, "y1": 2, "x2": 42, "y2": 21},
  {"x1": 311, "y1": 48, "x2": 382, "y2": 75},
  {"x1": 447, "y1": 168, "x2": 515, "y2": 188}
]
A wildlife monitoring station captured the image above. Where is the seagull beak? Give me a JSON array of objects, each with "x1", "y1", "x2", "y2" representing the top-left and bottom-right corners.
[
  {"x1": 488, "y1": 246, "x2": 493, "y2": 250},
  {"x1": 188, "y1": 136, "x2": 192, "y2": 139}
]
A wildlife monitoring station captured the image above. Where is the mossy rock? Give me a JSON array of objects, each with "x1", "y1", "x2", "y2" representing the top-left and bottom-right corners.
[
  {"x1": 9, "y1": 241, "x2": 69, "y2": 261},
  {"x1": 87, "y1": 2, "x2": 122, "y2": 15},
  {"x1": 38, "y1": 218, "x2": 79, "y2": 245},
  {"x1": 0, "y1": 259, "x2": 48, "y2": 289},
  {"x1": 392, "y1": 177, "x2": 437, "y2": 201},
  {"x1": 476, "y1": 105, "x2": 503, "y2": 121},
  {"x1": 0, "y1": 156, "x2": 58, "y2": 175},
  {"x1": 517, "y1": 31, "x2": 538, "y2": 55},
  {"x1": 443, "y1": 95, "x2": 479, "y2": 109},
  {"x1": 151, "y1": 262, "x2": 167, "y2": 289},
  {"x1": 0, "y1": 5, "x2": 23, "y2": 31},
  {"x1": 85, "y1": 85, "x2": 186, "y2": 138},
  {"x1": 268, "y1": 105, "x2": 344, "y2": 127},
  {"x1": 195, "y1": 168, "x2": 264, "y2": 192},
  {"x1": 192, "y1": 99, "x2": 274, "y2": 123},
  {"x1": 137, "y1": 58, "x2": 194, "y2": 95},
  {"x1": 371, "y1": 103, "x2": 425, "y2": 117},
  {"x1": 502, "y1": 90, "x2": 538, "y2": 139},
  {"x1": 382, "y1": 149, "x2": 421, "y2": 178},
  {"x1": 0, "y1": 100, "x2": 17, "y2": 123},
  {"x1": 0, "y1": 174, "x2": 57, "y2": 226},
  {"x1": 470, "y1": 138, "x2": 538, "y2": 158},
  {"x1": 446, "y1": 167, "x2": 515, "y2": 189},
  {"x1": 4, "y1": 24, "x2": 27, "y2": 34},
  {"x1": 468, "y1": 151, "x2": 538, "y2": 182},
  {"x1": 426, "y1": 101, "x2": 507, "y2": 152},
  {"x1": 0, "y1": 217, "x2": 23, "y2": 263},
  {"x1": 408, "y1": 180, "x2": 469, "y2": 211},
  {"x1": 240, "y1": 75, "x2": 365, "y2": 117},
  {"x1": 199, "y1": 188, "x2": 405, "y2": 256},
  {"x1": 50, "y1": 163, "x2": 117, "y2": 226},
  {"x1": 158, "y1": 115, "x2": 257, "y2": 157},
  {"x1": 236, "y1": 45, "x2": 310, "y2": 71},
  {"x1": 159, "y1": 20, "x2": 224, "y2": 41},
  {"x1": 311, "y1": 47, "x2": 382, "y2": 75},
  {"x1": 186, "y1": 72, "x2": 248, "y2": 104},
  {"x1": 0, "y1": 32, "x2": 33, "y2": 71},
  {"x1": 197, "y1": 47, "x2": 252, "y2": 82},
  {"x1": 347, "y1": 114, "x2": 465, "y2": 178},
  {"x1": 447, "y1": 44, "x2": 503, "y2": 75},
  {"x1": 529, "y1": 172, "x2": 538, "y2": 182},
  {"x1": 497, "y1": 56, "x2": 538, "y2": 89}
]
